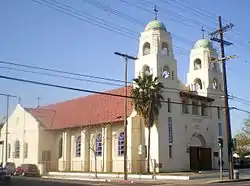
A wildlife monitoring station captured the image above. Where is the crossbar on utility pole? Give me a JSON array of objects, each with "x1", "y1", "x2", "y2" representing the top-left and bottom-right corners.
[{"x1": 114, "y1": 52, "x2": 137, "y2": 180}]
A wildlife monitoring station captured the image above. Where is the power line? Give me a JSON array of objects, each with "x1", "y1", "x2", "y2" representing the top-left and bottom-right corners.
[
  {"x1": 31, "y1": 0, "x2": 190, "y2": 54},
  {"x1": 0, "y1": 74, "x2": 230, "y2": 109},
  {"x1": 0, "y1": 60, "x2": 228, "y2": 99}
]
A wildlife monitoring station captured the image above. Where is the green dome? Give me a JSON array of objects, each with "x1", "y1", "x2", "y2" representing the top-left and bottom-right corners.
[
  {"x1": 145, "y1": 20, "x2": 167, "y2": 32},
  {"x1": 194, "y1": 39, "x2": 213, "y2": 49}
]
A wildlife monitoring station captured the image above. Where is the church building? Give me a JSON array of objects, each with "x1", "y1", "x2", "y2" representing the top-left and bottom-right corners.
[{"x1": 0, "y1": 18, "x2": 228, "y2": 173}]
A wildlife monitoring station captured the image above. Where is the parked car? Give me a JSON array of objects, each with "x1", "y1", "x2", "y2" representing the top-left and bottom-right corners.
[
  {"x1": 14, "y1": 164, "x2": 40, "y2": 177},
  {"x1": 0, "y1": 163, "x2": 11, "y2": 183},
  {"x1": 3, "y1": 162, "x2": 16, "y2": 175}
]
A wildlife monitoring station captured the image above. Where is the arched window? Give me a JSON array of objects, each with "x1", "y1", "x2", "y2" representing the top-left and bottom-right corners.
[
  {"x1": 58, "y1": 138, "x2": 63, "y2": 158},
  {"x1": 194, "y1": 59, "x2": 202, "y2": 70},
  {"x1": 161, "y1": 42, "x2": 169, "y2": 56},
  {"x1": 24, "y1": 143, "x2": 28, "y2": 159},
  {"x1": 143, "y1": 42, "x2": 151, "y2": 56},
  {"x1": 141, "y1": 64, "x2": 151, "y2": 76},
  {"x1": 162, "y1": 65, "x2": 170, "y2": 79},
  {"x1": 14, "y1": 140, "x2": 20, "y2": 158},
  {"x1": 212, "y1": 78, "x2": 218, "y2": 90},
  {"x1": 194, "y1": 78, "x2": 202, "y2": 90},
  {"x1": 75, "y1": 136, "x2": 81, "y2": 157},
  {"x1": 95, "y1": 134, "x2": 102, "y2": 156},
  {"x1": 118, "y1": 132, "x2": 125, "y2": 156}
]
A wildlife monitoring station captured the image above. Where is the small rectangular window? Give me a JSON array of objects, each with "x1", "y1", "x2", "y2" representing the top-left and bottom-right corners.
[
  {"x1": 201, "y1": 103, "x2": 208, "y2": 116},
  {"x1": 168, "y1": 117, "x2": 173, "y2": 143},
  {"x1": 7, "y1": 144, "x2": 11, "y2": 159},
  {"x1": 169, "y1": 145, "x2": 172, "y2": 158},
  {"x1": 192, "y1": 101, "x2": 198, "y2": 115},
  {"x1": 182, "y1": 100, "x2": 189, "y2": 114},
  {"x1": 217, "y1": 107, "x2": 221, "y2": 119},
  {"x1": 24, "y1": 143, "x2": 28, "y2": 159},
  {"x1": 168, "y1": 98, "x2": 171, "y2": 113},
  {"x1": 218, "y1": 123, "x2": 222, "y2": 136}
]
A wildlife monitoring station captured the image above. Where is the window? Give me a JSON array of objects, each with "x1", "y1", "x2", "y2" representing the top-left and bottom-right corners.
[
  {"x1": 192, "y1": 101, "x2": 198, "y2": 115},
  {"x1": 7, "y1": 144, "x2": 11, "y2": 159},
  {"x1": 171, "y1": 71, "x2": 174, "y2": 80},
  {"x1": 161, "y1": 42, "x2": 169, "y2": 56},
  {"x1": 212, "y1": 78, "x2": 218, "y2": 90},
  {"x1": 118, "y1": 132, "x2": 125, "y2": 156},
  {"x1": 182, "y1": 100, "x2": 189, "y2": 114},
  {"x1": 217, "y1": 107, "x2": 221, "y2": 119},
  {"x1": 141, "y1": 64, "x2": 151, "y2": 76},
  {"x1": 167, "y1": 98, "x2": 171, "y2": 113},
  {"x1": 75, "y1": 136, "x2": 81, "y2": 157},
  {"x1": 162, "y1": 65, "x2": 170, "y2": 79},
  {"x1": 58, "y1": 138, "x2": 63, "y2": 158},
  {"x1": 218, "y1": 123, "x2": 222, "y2": 136},
  {"x1": 201, "y1": 103, "x2": 208, "y2": 116},
  {"x1": 169, "y1": 145, "x2": 172, "y2": 158},
  {"x1": 143, "y1": 42, "x2": 151, "y2": 56},
  {"x1": 24, "y1": 143, "x2": 28, "y2": 159},
  {"x1": 14, "y1": 140, "x2": 20, "y2": 158},
  {"x1": 194, "y1": 59, "x2": 202, "y2": 70},
  {"x1": 95, "y1": 134, "x2": 102, "y2": 156},
  {"x1": 168, "y1": 117, "x2": 173, "y2": 143},
  {"x1": 194, "y1": 78, "x2": 202, "y2": 90}
]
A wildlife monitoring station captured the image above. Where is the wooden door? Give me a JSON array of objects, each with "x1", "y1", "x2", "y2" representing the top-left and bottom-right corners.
[
  {"x1": 190, "y1": 147, "x2": 198, "y2": 171},
  {"x1": 200, "y1": 148, "x2": 212, "y2": 170}
]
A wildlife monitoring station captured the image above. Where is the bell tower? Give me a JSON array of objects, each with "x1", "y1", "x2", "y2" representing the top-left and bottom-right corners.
[
  {"x1": 186, "y1": 37, "x2": 223, "y2": 97},
  {"x1": 134, "y1": 10, "x2": 178, "y2": 88}
]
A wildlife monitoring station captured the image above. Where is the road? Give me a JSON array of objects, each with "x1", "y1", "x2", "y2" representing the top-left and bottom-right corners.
[{"x1": 2, "y1": 176, "x2": 250, "y2": 186}]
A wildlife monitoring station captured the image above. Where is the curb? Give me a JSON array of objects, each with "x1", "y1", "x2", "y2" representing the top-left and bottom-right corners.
[
  {"x1": 42, "y1": 176, "x2": 112, "y2": 182},
  {"x1": 42, "y1": 176, "x2": 137, "y2": 183},
  {"x1": 208, "y1": 178, "x2": 250, "y2": 184}
]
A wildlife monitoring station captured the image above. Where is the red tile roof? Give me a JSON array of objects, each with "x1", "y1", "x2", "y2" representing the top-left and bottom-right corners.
[{"x1": 25, "y1": 86, "x2": 133, "y2": 130}]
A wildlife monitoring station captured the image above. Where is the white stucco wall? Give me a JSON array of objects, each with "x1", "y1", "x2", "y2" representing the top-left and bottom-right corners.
[{"x1": 0, "y1": 104, "x2": 39, "y2": 166}]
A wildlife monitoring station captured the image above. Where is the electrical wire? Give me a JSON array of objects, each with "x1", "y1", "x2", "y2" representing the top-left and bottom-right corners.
[
  {"x1": 0, "y1": 74, "x2": 229, "y2": 109},
  {"x1": 0, "y1": 60, "x2": 228, "y2": 98},
  {"x1": 31, "y1": 0, "x2": 190, "y2": 55}
]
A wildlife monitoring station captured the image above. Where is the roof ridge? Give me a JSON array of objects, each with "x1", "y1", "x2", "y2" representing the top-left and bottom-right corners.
[{"x1": 30, "y1": 85, "x2": 132, "y2": 109}]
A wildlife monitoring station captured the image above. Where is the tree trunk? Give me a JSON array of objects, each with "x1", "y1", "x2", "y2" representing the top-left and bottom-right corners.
[
  {"x1": 94, "y1": 155, "x2": 97, "y2": 178},
  {"x1": 147, "y1": 127, "x2": 151, "y2": 173}
]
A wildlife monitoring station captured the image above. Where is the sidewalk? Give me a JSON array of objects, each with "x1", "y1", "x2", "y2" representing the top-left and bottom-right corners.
[{"x1": 41, "y1": 169, "x2": 250, "y2": 184}]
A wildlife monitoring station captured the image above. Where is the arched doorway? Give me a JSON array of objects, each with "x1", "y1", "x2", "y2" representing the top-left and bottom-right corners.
[{"x1": 187, "y1": 133, "x2": 212, "y2": 171}]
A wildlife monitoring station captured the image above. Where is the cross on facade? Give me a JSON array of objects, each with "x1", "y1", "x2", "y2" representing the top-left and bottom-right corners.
[
  {"x1": 153, "y1": 5, "x2": 158, "y2": 20},
  {"x1": 201, "y1": 26, "x2": 205, "y2": 39}
]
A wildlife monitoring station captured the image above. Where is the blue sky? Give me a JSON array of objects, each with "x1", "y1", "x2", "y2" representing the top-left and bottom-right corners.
[{"x1": 0, "y1": 0, "x2": 249, "y2": 135}]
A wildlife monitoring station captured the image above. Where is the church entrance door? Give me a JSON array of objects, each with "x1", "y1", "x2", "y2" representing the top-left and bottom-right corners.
[{"x1": 190, "y1": 147, "x2": 212, "y2": 171}]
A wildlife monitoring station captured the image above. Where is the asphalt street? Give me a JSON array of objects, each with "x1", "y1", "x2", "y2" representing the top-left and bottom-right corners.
[{"x1": 2, "y1": 176, "x2": 250, "y2": 186}]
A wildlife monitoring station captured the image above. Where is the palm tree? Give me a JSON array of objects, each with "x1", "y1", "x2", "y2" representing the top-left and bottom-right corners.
[{"x1": 131, "y1": 73, "x2": 164, "y2": 173}]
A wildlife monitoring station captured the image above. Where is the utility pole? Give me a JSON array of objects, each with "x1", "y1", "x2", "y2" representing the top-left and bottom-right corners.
[
  {"x1": 0, "y1": 93, "x2": 17, "y2": 163},
  {"x1": 5, "y1": 96, "x2": 9, "y2": 163},
  {"x1": 114, "y1": 52, "x2": 137, "y2": 180},
  {"x1": 209, "y1": 16, "x2": 234, "y2": 179},
  {"x1": 36, "y1": 96, "x2": 41, "y2": 107}
]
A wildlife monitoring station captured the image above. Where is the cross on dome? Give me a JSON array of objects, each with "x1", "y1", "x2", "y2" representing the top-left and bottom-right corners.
[
  {"x1": 153, "y1": 5, "x2": 158, "y2": 20},
  {"x1": 201, "y1": 26, "x2": 205, "y2": 39}
]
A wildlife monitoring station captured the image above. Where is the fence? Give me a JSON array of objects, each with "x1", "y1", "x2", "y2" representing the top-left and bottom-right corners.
[{"x1": 41, "y1": 159, "x2": 149, "y2": 174}]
